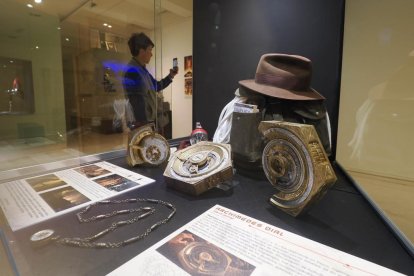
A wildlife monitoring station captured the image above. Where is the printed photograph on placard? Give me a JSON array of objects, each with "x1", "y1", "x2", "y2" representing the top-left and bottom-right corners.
[
  {"x1": 40, "y1": 186, "x2": 90, "y2": 212},
  {"x1": 93, "y1": 174, "x2": 140, "y2": 192},
  {"x1": 156, "y1": 230, "x2": 255, "y2": 276},
  {"x1": 74, "y1": 164, "x2": 111, "y2": 178},
  {"x1": 26, "y1": 174, "x2": 67, "y2": 192}
]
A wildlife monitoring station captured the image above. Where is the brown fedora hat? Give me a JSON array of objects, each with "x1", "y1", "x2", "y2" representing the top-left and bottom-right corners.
[{"x1": 239, "y1": 54, "x2": 325, "y2": 100}]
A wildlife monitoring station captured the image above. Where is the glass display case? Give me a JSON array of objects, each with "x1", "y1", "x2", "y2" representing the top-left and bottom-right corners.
[
  {"x1": 0, "y1": 0, "x2": 413, "y2": 275},
  {"x1": 0, "y1": 0, "x2": 193, "y2": 171}
]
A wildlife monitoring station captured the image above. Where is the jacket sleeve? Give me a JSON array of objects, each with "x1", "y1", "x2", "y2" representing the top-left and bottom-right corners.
[
  {"x1": 123, "y1": 68, "x2": 147, "y2": 123},
  {"x1": 153, "y1": 74, "x2": 173, "y2": 92}
]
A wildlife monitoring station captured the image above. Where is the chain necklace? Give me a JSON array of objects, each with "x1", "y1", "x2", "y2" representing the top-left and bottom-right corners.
[{"x1": 30, "y1": 198, "x2": 176, "y2": 249}]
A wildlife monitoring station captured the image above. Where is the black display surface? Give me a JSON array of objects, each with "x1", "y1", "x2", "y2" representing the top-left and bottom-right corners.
[
  {"x1": 193, "y1": 0, "x2": 344, "y2": 159},
  {"x1": 3, "y1": 157, "x2": 413, "y2": 275}
]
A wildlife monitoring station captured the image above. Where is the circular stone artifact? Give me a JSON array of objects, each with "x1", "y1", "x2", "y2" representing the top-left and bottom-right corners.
[
  {"x1": 262, "y1": 127, "x2": 314, "y2": 208},
  {"x1": 139, "y1": 133, "x2": 170, "y2": 165},
  {"x1": 128, "y1": 125, "x2": 170, "y2": 166},
  {"x1": 171, "y1": 143, "x2": 229, "y2": 181},
  {"x1": 163, "y1": 141, "x2": 233, "y2": 195}
]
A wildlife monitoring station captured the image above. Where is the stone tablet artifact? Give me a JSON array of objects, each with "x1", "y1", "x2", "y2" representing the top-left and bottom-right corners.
[{"x1": 259, "y1": 121, "x2": 337, "y2": 216}]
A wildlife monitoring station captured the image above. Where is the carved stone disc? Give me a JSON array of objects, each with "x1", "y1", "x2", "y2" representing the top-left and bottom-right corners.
[
  {"x1": 262, "y1": 127, "x2": 314, "y2": 208},
  {"x1": 164, "y1": 142, "x2": 233, "y2": 195},
  {"x1": 127, "y1": 124, "x2": 170, "y2": 167},
  {"x1": 170, "y1": 143, "x2": 229, "y2": 181}
]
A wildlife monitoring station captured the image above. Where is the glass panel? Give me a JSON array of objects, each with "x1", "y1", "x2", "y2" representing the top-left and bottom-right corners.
[
  {"x1": 0, "y1": 0, "x2": 68, "y2": 171},
  {"x1": 158, "y1": 0, "x2": 194, "y2": 139},
  {"x1": 337, "y1": 0, "x2": 414, "y2": 244},
  {"x1": 0, "y1": 0, "x2": 193, "y2": 173}
]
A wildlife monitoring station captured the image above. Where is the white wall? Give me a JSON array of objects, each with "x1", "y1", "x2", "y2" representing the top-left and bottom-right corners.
[{"x1": 161, "y1": 17, "x2": 193, "y2": 138}]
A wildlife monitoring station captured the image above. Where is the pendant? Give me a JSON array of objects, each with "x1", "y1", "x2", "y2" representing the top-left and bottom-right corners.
[{"x1": 30, "y1": 229, "x2": 56, "y2": 247}]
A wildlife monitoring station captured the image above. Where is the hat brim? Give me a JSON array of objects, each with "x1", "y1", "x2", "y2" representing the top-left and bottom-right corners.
[{"x1": 239, "y1": 79, "x2": 325, "y2": 100}]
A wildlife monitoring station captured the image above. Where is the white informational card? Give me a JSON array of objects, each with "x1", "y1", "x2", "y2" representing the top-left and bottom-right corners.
[
  {"x1": 108, "y1": 205, "x2": 404, "y2": 276},
  {"x1": 0, "y1": 161, "x2": 155, "y2": 231}
]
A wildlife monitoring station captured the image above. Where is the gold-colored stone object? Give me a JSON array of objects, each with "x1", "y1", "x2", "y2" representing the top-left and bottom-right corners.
[
  {"x1": 259, "y1": 121, "x2": 337, "y2": 217},
  {"x1": 127, "y1": 123, "x2": 170, "y2": 167},
  {"x1": 164, "y1": 142, "x2": 233, "y2": 195}
]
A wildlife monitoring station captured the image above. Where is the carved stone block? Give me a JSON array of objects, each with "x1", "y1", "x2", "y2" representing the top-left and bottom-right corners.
[{"x1": 259, "y1": 121, "x2": 337, "y2": 216}]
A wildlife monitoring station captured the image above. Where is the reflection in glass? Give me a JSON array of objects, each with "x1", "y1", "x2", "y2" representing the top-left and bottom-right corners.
[
  {"x1": 348, "y1": 55, "x2": 414, "y2": 177},
  {"x1": 0, "y1": 57, "x2": 34, "y2": 114},
  {"x1": 338, "y1": 0, "x2": 414, "y2": 246},
  {"x1": 0, "y1": 0, "x2": 193, "y2": 173}
]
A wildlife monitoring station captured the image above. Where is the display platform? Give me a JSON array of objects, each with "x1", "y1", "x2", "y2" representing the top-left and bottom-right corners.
[{"x1": 0, "y1": 154, "x2": 413, "y2": 275}]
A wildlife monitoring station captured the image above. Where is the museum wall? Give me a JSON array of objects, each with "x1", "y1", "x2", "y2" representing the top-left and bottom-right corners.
[
  {"x1": 0, "y1": 0, "x2": 66, "y2": 141},
  {"x1": 161, "y1": 17, "x2": 193, "y2": 138},
  {"x1": 193, "y1": 0, "x2": 345, "y2": 157}
]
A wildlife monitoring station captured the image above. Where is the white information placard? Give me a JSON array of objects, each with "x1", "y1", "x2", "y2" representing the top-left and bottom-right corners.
[
  {"x1": 0, "y1": 161, "x2": 154, "y2": 231},
  {"x1": 109, "y1": 205, "x2": 404, "y2": 276}
]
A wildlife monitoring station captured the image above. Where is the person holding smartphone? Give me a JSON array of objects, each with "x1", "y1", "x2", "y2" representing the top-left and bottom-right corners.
[{"x1": 123, "y1": 32, "x2": 179, "y2": 130}]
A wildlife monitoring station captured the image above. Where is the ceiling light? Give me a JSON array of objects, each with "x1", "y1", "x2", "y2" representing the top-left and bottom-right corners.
[
  {"x1": 108, "y1": 25, "x2": 112, "y2": 28},
  {"x1": 35, "y1": 46, "x2": 39, "y2": 49},
  {"x1": 103, "y1": 23, "x2": 108, "y2": 26},
  {"x1": 34, "y1": 0, "x2": 42, "y2": 3},
  {"x1": 65, "y1": 38, "x2": 70, "y2": 41},
  {"x1": 27, "y1": 4, "x2": 33, "y2": 8}
]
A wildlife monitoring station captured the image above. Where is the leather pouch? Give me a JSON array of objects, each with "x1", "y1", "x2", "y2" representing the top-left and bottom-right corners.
[
  {"x1": 292, "y1": 101, "x2": 331, "y2": 156},
  {"x1": 230, "y1": 112, "x2": 264, "y2": 163}
]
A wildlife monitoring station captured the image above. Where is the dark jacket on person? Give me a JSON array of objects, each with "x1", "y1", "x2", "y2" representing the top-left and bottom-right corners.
[{"x1": 123, "y1": 58, "x2": 172, "y2": 125}]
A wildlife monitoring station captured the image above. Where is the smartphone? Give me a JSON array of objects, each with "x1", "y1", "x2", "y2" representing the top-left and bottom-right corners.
[{"x1": 173, "y1": 58, "x2": 178, "y2": 70}]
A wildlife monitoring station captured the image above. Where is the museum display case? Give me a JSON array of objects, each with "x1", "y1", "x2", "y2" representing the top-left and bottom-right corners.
[{"x1": 0, "y1": 0, "x2": 413, "y2": 275}]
